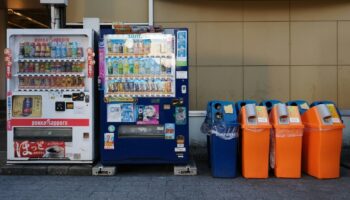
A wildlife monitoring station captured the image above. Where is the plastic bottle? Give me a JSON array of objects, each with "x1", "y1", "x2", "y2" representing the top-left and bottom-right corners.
[
  {"x1": 112, "y1": 58, "x2": 118, "y2": 75},
  {"x1": 118, "y1": 58, "x2": 123, "y2": 75},
  {"x1": 128, "y1": 58, "x2": 134, "y2": 74},
  {"x1": 61, "y1": 42, "x2": 67, "y2": 58},
  {"x1": 134, "y1": 58, "x2": 139, "y2": 74},
  {"x1": 123, "y1": 58, "x2": 129, "y2": 75},
  {"x1": 51, "y1": 41, "x2": 57, "y2": 58}
]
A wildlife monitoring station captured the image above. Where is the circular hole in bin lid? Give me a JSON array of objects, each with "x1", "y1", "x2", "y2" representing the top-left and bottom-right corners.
[
  {"x1": 266, "y1": 102, "x2": 272, "y2": 108},
  {"x1": 214, "y1": 103, "x2": 222, "y2": 110},
  {"x1": 291, "y1": 102, "x2": 297, "y2": 106},
  {"x1": 215, "y1": 112, "x2": 223, "y2": 120},
  {"x1": 241, "y1": 102, "x2": 246, "y2": 107}
]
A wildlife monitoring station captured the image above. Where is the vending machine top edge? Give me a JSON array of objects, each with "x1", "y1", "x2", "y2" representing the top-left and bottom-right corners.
[
  {"x1": 6, "y1": 29, "x2": 95, "y2": 164},
  {"x1": 98, "y1": 28, "x2": 189, "y2": 165}
]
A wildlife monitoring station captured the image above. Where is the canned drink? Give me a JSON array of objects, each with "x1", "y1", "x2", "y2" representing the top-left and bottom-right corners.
[
  {"x1": 18, "y1": 62, "x2": 24, "y2": 73},
  {"x1": 34, "y1": 63, "x2": 40, "y2": 73},
  {"x1": 22, "y1": 97, "x2": 33, "y2": 116},
  {"x1": 40, "y1": 42, "x2": 46, "y2": 57}
]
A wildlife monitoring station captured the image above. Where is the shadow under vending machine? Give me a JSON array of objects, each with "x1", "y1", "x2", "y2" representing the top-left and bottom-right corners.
[
  {"x1": 99, "y1": 28, "x2": 189, "y2": 165},
  {"x1": 5, "y1": 29, "x2": 95, "y2": 164}
]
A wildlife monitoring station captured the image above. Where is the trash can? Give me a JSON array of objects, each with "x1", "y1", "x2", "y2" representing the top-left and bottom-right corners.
[
  {"x1": 301, "y1": 103, "x2": 345, "y2": 179},
  {"x1": 270, "y1": 103, "x2": 304, "y2": 178},
  {"x1": 260, "y1": 100, "x2": 282, "y2": 113},
  {"x1": 286, "y1": 100, "x2": 310, "y2": 115},
  {"x1": 240, "y1": 104, "x2": 271, "y2": 178},
  {"x1": 201, "y1": 101, "x2": 239, "y2": 178}
]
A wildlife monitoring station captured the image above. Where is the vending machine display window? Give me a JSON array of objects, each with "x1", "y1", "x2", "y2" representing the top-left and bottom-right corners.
[{"x1": 12, "y1": 95, "x2": 42, "y2": 117}]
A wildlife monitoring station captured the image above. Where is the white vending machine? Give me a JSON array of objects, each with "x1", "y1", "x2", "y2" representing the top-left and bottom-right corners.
[{"x1": 5, "y1": 29, "x2": 95, "y2": 164}]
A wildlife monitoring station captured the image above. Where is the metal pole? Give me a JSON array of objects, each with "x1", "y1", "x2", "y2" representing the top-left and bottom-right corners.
[
  {"x1": 148, "y1": 0, "x2": 153, "y2": 26},
  {"x1": 51, "y1": 4, "x2": 60, "y2": 29}
]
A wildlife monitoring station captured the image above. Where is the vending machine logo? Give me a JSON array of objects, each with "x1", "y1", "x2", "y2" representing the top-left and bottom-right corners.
[
  {"x1": 9, "y1": 118, "x2": 89, "y2": 127},
  {"x1": 14, "y1": 140, "x2": 65, "y2": 158}
]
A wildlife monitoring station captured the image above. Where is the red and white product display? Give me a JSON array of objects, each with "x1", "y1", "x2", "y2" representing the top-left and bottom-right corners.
[{"x1": 6, "y1": 29, "x2": 95, "y2": 163}]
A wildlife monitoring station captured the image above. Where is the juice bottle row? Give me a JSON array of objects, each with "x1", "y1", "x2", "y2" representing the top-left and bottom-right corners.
[
  {"x1": 106, "y1": 38, "x2": 173, "y2": 55},
  {"x1": 106, "y1": 57, "x2": 172, "y2": 76},
  {"x1": 18, "y1": 61, "x2": 84, "y2": 73},
  {"x1": 19, "y1": 40, "x2": 83, "y2": 59},
  {"x1": 18, "y1": 76, "x2": 85, "y2": 89},
  {"x1": 107, "y1": 78, "x2": 172, "y2": 93}
]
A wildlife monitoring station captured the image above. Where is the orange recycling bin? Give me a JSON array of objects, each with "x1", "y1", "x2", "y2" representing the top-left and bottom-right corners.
[
  {"x1": 240, "y1": 104, "x2": 271, "y2": 178},
  {"x1": 301, "y1": 104, "x2": 344, "y2": 179},
  {"x1": 270, "y1": 104, "x2": 304, "y2": 178}
]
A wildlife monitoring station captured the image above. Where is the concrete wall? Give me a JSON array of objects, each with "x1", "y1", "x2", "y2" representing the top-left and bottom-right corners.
[{"x1": 67, "y1": 0, "x2": 350, "y2": 111}]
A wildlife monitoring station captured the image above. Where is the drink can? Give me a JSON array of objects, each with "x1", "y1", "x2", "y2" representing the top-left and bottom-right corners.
[{"x1": 22, "y1": 97, "x2": 33, "y2": 116}]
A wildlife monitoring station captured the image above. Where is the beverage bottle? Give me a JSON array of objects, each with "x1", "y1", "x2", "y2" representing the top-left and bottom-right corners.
[
  {"x1": 18, "y1": 62, "x2": 24, "y2": 73},
  {"x1": 139, "y1": 39, "x2": 144, "y2": 54},
  {"x1": 139, "y1": 58, "x2": 145, "y2": 74},
  {"x1": 72, "y1": 62, "x2": 76, "y2": 72},
  {"x1": 51, "y1": 41, "x2": 56, "y2": 58},
  {"x1": 107, "y1": 58, "x2": 112, "y2": 74},
  {"x1": 30, "y1": 42, "x2": 36, "y2": 58},
  {"x1": 118, "y1": 58, "x2": 123, "y2": 74},
  {"x1": 45, "y1": 42, "x2": 51, "y2": 57},
  {"x1": 23, "y1": 42, "x2": 28, "y2": 58},
  {"x1": 35, "y1": 42, "x2": 40, "y2": 57},
  {"x1": 19, "y1": 43, "x2": 24, "y2": 59},
  {"x1": 34, "y1": 63, "x2": 40, "y2": 73},
  {"x1": 145, "y1": 58, "x2": 151, "y2": 74},
  {"x1": 40, "y1": 63, "x2": 45, "y2": 73},
  {"x1": 45, "y1": 62, "x2": 50, "y2": 73},
  {"x1": 67, "y1": 42, "x2": 72, "y2": 58},
  {"x1": 66, "y1": 62, "x2": 72, "y2": 72},
  {"x1": 56, "y1": 62, "x2": 61, "y2": 72},
  {"x1": 77, "y1": 47, "x2": 83, "y2": 58},
  {"x1": 128, "y1": 58, "x2": 134, "y2": 74},
  {"x1": 50, "y1": 62, "x2": 55, "y2": 73},
  {"x1": 134, "y1": 58, "x2": 139, "y2": 74},
  {"x1": 112, "y1": 58, "x2": 118, "y2": 75},
  {"x1": 134, "y1": 40, "x2": 139, "y2": 54},
  {"x1": 119, "y1": 41, "x2": 123, "y2": 53},
  {"x1": 107, "y1": 39, "x2": 113, "y2": 53},
  {"x1": 72, "y1": 42, "x2": 77, "y2": 58},
  {"x1": 123, "y1": 42, "x2": 128, "y2": 54},
  {"x1": 40, "y1": 42, "x2": 46, "y2": 57},
  {"x1": 112, "y1": 41, "x2": 118, "y2": 53},
  {"x1": 61, "y1": 42, "x2": 67, "y2": 58},
  {"x1": 57, "y1": 42, "x2": 62, "y2": 58},
  {"x1": 123, "y1": 58, "x2": 129, "y2": 75}
]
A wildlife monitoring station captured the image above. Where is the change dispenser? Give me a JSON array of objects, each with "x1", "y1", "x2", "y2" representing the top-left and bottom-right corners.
[
  {"x1": 270, "y1": 103, "x2": 304, "y2": 178},
  {"x1": 239, "y1": 104, "x2": 271, "y2": 178},
  {"x1": 260, "y1": 100, "x2": 282, "y2": 113},
  {"x1": 286, "y1": 100, "x2": 310, "y2": 115},
  {"x1": 301, "y1": 104, "x2": 344, "y2": 179},
  {"x1": 202, "y1": 101, "x2": 239, "y2": 178}
]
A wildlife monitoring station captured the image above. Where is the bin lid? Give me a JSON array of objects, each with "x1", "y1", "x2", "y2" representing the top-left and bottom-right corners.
[
  {"x1": 240, "y1": 105, "x2": 272, "y2": 129},
  {"x1": 270, "y1": 105, "x2": 304, "y2": 129},
  {"x1": 302, "y1": 104, "x2": 345, "y2": 129}
]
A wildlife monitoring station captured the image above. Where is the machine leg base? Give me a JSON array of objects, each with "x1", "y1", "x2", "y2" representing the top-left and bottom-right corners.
[
  {"x1": 174, "y1": 160, "x2": 197, "y2": 176},
  {"x1": 92, "y1": 163, "x2": 116, "y2": 176}
]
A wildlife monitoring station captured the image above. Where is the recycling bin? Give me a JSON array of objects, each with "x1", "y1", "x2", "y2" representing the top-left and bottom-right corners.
[
  {"x1": 301, "y1": 103, "x2": 345, "y2": 179},
  {"x1": 239, "y1": 104, "x2": 271, "y2": 178},
  {"x1": 201, "y1": 101, "x2": 239, "y2": 178},
  {"x1": 286, "y1": 100, "x2": 310, "y2": 115},
  {"x1": 270, "y1": 103, "x2": 304, "y2": 178},
  {"x1": 260, "y1": 100, "x2": 282, "y2": 113}
]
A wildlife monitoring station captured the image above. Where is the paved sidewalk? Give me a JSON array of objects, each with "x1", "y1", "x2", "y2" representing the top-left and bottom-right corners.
[{"x1": 0, "y1": 162, "x2": 349, "y2": 200}]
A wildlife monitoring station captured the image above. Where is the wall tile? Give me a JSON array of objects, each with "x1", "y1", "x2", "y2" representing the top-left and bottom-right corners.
[
  {"x1": 291, "y1": 22, "x2": 337, "y2": 65},
  {"x1": 338, "y1": 66, "x2": 350, "y2": 109},
  {"x1": 197, "y1": 66, "x2": 243, "y2": 110},
  {"x1": 244, "y1": 1, "x2": 290, "y2": 21},
  {"x1": 338, "y1": 21, "x2": 350, "y2": 65},
  {"x1": 291, "y1": 0, "x2": 350, "y2": 21},
  {"x1": 154, "y1": 0, "x2": 243, "y2": 22},
  {"x1": 197, "y1": 22, "x2": 243, "y2": 66},
  {"x1": 291, "y1": 66, "x2": 337, "y2": 103},
  {"x1": 244, "y1": 66, "x2": 290, "y2": 102},
  {"x1": 244, "y1": 22, "x2": 289, "y2": 65}
]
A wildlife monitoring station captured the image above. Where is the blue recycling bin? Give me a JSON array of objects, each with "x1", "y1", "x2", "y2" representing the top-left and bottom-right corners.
[
  {"x1": 286, "y1": 100, "x2": 310, "y2": 115},
  {"x1": 201, "y1": 101, "x2": 239, "y2": 178},
  {"x1": 235, "y1": 100, "x2": 257, "y2": 115},
  {"x1": 260, "y1": 100, "x2": 282, "y2": 113}
]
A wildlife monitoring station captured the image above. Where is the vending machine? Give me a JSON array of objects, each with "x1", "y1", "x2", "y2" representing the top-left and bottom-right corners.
[
  {"x1": 99, "y1": 28, "x2": 189, "y2": 165},
  {"x1": 5, "y1": 29, "x2": 95, "y2": 164}
]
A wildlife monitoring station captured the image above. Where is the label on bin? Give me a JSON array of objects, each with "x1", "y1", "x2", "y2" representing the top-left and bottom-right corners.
[
  {"x1": 224, "y1": 105, "x2": 233, "y2": 114},
  {"x1": 327, "y1": 104, "x2": 341, "y2": 124},
  {"x1": 256, "y1": 106, "x2": 268, "y2": 124},
  {"x1": 288, "y1": 106, "x2": 301, "y2": 123},
  {"x1": 211, "y1": 125, "x2": 238, "y2": 140}
]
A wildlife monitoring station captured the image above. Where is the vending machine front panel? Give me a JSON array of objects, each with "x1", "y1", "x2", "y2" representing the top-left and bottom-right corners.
[
  {"x1": 6, "y1": 29, "x2": 95, "y2": 164},
  {"x1": 99, "y1": 28, "x2": 189, "y2": 165}
]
